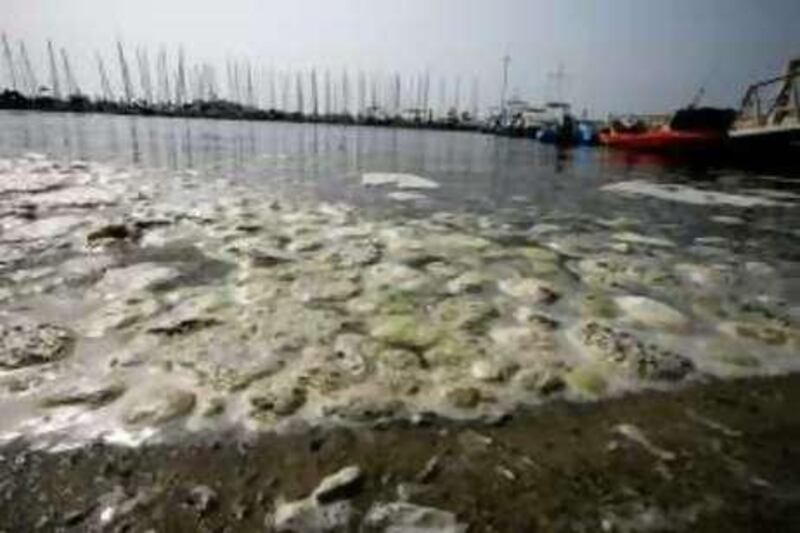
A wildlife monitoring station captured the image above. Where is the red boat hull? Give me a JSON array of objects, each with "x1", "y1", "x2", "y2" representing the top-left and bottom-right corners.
[{"x1": 600, "y1": 129, "x2": 724, "y2": 151}]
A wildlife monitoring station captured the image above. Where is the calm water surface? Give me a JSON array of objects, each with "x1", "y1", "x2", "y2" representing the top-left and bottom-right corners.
[{"x1": 1, "y1": 110, "x2": 798, "y2": 247}]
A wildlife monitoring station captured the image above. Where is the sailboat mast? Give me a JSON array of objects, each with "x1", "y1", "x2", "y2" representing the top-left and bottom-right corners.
[
  {"x1": 117, "y1": 41, "x2": 134, "y2": 103},
  {"x1": 471, "y1": 77, "x2": 479, "y2": 118},
  {"x1": 18, "y1": 42, "x2": 37, "y2": 96},
  {"x1": 393, "y1": 73, "x2": 401, "y2": 116},
  {"x1": 96, "y1": 52, "x2": 114, "y2": 101},
  {"x1": 324, "y1": 69, "x2": 331, "y2": 116},
  {"x1": 310, "y1": 68, "x2": 319, "y2": 117},
  {"x1": 60, "y1": 48, "x2": 80, "y2": 97},
  {"x1": 453, "y1": 75, "x2": 461, "y2": 113},
  {"x1": 246, "y1": 62, "x2": 254, "y2": 107},
  {"x1": 341, "y1": 69, "x2": 349, "y2": 116},
  {"x1": 295, "y1": 71, "x2": 304, "y2": 114},
  {"x1": 136, "y1": 47, "x2": 153, "y2": 103},
  {"x1": 268, "y1": 67, "x2": 276, "y2": 110},
  {"x1": 47, "y1": 40, "x2": 61, "y2": 99},
  {"x1": 175, "y1": 47, "x2": 186, "y2": 105},
  {"x1": 357, "y1": 71, "x2": 366, "y2": 116},
  {"x1": 156, "y1": 48, "x2": 170, "y2": 104},
  {"x1": 1, "y1": 33, "x2": 17, "y2": 91}
]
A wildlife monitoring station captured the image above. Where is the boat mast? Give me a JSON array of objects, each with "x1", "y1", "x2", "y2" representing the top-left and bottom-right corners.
[
  {"x1": 438, "y1": 76, "x2": 446, "y2": 118},
  {"x1": 357, "y1": 70, "x2": 366, "y2": 116},
  {"x1": 206, "y1": 63, "x2": 218, "y2": 100},
  {"x1": 471, "y1": 76, "x2": 479, "y2": 118},
  {"x1": 117, "y1": 41, "x2": 134, "y2": 103},
  {"x1": 96, "y1": 52, "x2": 114, "y2": 101},
  {"x1": 500, "y1": 55, "x2": 510, "y2": 124},
  {"x1": 341, "y1": 69, "x2": 349, "y2": 116},
  {"x1": 1, "y1": 33, "x2": 17, "y2": 92},
  {"x1": 60, "y1": 48, "x2": 80, "y2": 97},
  {"x1": 295, "y1": 71, "x2": 304, "y2": 114},
  {"x1": 268, "y1": 66, "x2": 276, "y2": 110},
  {"x1": 18, "y1": 41, "x2": 37, "y2": 96},
  {"x1": 280, "y1": 69, "x2": 289, "y2": 111},
  {"x1": 423, "y1": 71, "x2": 431, "y2": 118},
  {"x1": 310, "y1": 68, "x2": 319, "y2": 117},
  {"x1": 136, "y1": 47, "x2": 153, "y2": 104},
  {"x1": 246, "y1": 61, "x2": 255, "y2": 107},
  {"x1": 324, "y1": 69, "x2": 331, "y2": 116},
  {"x1": 47, "y1": 40, "x2": 61, "y2": 99},
  {"x1": 156, "y1": 47, "x2": 170, "y2": 105},
  {"x1": 393, "y1": 73, "x2": 401, "y2": 117},
  {"x1": 174, "y1": 47, "x2": 186, "y2": 105}
]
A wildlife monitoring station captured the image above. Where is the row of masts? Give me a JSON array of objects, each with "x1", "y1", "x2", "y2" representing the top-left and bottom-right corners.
[{"x1": 1, "y1": 34, "x2": 482, "y2": 118}]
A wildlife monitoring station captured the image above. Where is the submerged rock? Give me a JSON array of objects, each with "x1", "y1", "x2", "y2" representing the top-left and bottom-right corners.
[
  {"x1": 432, "y1": 297, "x2": 498, "y2": 333},
  {"x1": 362, "y1": 501, "x2": 466, "y2": 532},
  {"x1": 123, "y1": 388, "x2": 196, "y2": 426},
  {"x1": 578, "y1": 322, "x2": 694, "y2": 381},
  {"x1": 79, "y1": 297, "x2": 162, "y2": 337},
  {"x1": 565, "y1": 364, "x2": 609, "y2": 397},
  {"x1": 1, "y1": 215, "x2": 85, "y2": 242},
  {"x1": 515, "y1": 365, "x2": 567, "y2": 396},
  {"x1": 424, "y1": 334, "x2": 486, "y2": 367},
  {"x1": 612, "y1": 232, "x2": 675, "y2": 248},
  {"x1": 332, "y1": 333, "x2": 372, "y2": 376},
  {"x1": 321, "y1": 239, "x2": 382, "y2": 268},
  {"x1": 185, "y1": 485, "x2": 218, "y2": 515},
  {"x1": 291, "y1": 276, "x2": 360, "y2": 303},
  {"x1": 614, "y1": 295, "x2": 690, "y2": 331},
  {"x1": 0, "y1": 318, "x2": 74, "y2": 369},
  {"x1": 377, "y1": 347, "x2": 424, "y2": 372},
  {"x1": 94, "y1": 263, "x2": 180, "y2": 297},
  {"x1": 41, "y1": 380, "x2": 126, "y2": 408},
  {"x1": 369, "y1": 314, "x2": 439, "y2": 349},
  {"x1": 31, "y1": 186, "x2": 118, "y2": 208},
  {"x1": 580, "y1": 291, "x2": 619, "y2": 319},
  {"x1": 499, "y1": 277, "x2": 560, "y2": 304},
  {"x1": 249, "y1": 383, "x2": 307, "y2": 418},
  {"x1": 322, "y1": 396, "x2": 404, "y2": 422},
  {"x1": 470, "y1": 359, "x2": 516, "y2": 382},
  {"x1": 718, "y1": 321, "x2": 790, "y2": 346},
  {"x1": 365, "y1": 262, "x2": 431, "y2": 293},
  {"x1": 445, "y1": 386, "x2": 482, "y2": 409},
  {"x1": 446, "y1": 271, "x2": 490, "y2": 295},
  {"x1": 674, "y1": 263, "x2": 732, "y2": 291},
  {"x1": 312, "y1": 465, "x2": 364, "y2": 504},
  {"x1": 271, "y1": 498, "x2": 353, "y2": 532},
  {"x1": 86, "y1": 222, "x2": 140, "y2": 245}
]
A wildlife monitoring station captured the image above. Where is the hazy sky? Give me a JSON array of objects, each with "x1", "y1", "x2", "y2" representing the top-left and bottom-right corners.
[{"x1": 3, "y1": 0, "x2": 800, "y2": 115}]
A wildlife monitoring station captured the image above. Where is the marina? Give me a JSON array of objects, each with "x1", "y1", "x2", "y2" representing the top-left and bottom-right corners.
[
  {"x1": 1, "y1": 1, "x2": 799, "y2": 530},
  {"x1": 2, "y1": 34, "x2": 798, "y2": 159}
]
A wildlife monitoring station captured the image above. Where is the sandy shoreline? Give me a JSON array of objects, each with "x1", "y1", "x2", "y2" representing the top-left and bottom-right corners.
[{"x1": 1, "y1": 373, "x2": 799, "y2": 531}]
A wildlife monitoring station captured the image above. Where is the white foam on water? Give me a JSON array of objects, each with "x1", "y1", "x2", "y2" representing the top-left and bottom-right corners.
[
  {"x1": 387, "y1": 191, "x2": 428, "y2": 202},
  {"x1": 362, "y1": 172, "x2": 440, "y2": 190},
  {"x1": 602, "y1": 180, "x2": 792, "y2": 207}
]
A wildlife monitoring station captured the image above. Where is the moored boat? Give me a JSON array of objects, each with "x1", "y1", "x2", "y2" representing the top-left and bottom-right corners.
[
  {"x1": 599, "y1": 128, "x2": 724, "y2": 151},
  {"x1": 600, "y1": 107, "x2": 735, "y2": 152},
  {"x1": 728, "y1": 57, "x2": 800, "y2": 153}
]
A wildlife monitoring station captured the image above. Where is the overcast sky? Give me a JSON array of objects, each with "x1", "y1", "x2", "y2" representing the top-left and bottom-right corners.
[{"x1": 3, "y1": 0, "x2": 800, "y2": 115}]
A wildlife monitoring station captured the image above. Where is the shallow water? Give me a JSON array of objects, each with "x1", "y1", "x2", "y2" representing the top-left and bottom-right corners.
[
  {"x1": 0, "y1": 110, "x2": 798, "y2": 450},
  {"x1": 2, "y1": 110, "x2": 799, "y2": 224}
]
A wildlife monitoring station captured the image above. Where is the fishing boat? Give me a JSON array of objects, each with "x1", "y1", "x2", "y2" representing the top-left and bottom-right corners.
[
  {"x1": 728, "y1": 57, "x2": 800, "y2": 152},
  {"x1": 600, "y1": 107, "x2": 735, "y2": 152}
]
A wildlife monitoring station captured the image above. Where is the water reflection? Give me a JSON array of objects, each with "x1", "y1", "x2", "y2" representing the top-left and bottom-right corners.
[{"x1": 0, "y1": 110, "x2": 797, "y2": 235}]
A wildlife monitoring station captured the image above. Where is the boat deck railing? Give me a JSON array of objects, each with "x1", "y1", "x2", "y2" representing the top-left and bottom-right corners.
[{"x1": 735, "y1": 59, "x2": 800, "y2": 130}]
